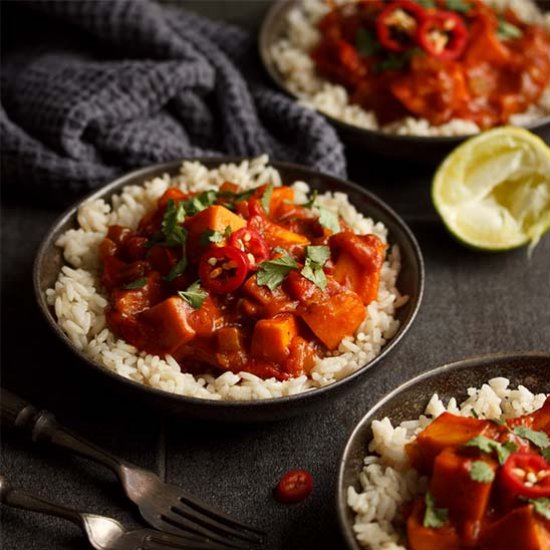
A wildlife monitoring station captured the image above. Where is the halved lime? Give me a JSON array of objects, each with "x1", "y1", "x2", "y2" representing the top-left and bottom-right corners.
[{"x1": 432, "y1": 127, "x2": 550, "y2": 251}]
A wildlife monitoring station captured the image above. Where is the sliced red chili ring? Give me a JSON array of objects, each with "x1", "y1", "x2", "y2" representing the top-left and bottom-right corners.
[
  {"x1": 418, "y1": 11, "x2": 468, "y2": 61},
  {"x1": 274, "y1": 469, "x2": 313, "y2": 503},
  {"x1": 229, "y1": 228, "x2": 269, "y2": 270},
  {"x1": 198, "y1": 246, "x2": 249, "y2": 294},
  {"x1": 500, "y1": 452, "x2": 550, "y2": 499},
  {"x1": 376, "y1": 0, "x2": 427, "y2": 53}
]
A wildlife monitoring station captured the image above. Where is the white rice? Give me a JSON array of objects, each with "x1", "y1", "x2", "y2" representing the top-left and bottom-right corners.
[
  {"x1": 347, "y1": 378, "x2": 548, "y2": 549},
  {"x1": 271, "y1": 0, "x2": 550, "y2": 136},
  {"x1": 47, "y1": 155, "x2": 406, "y2": 401}
]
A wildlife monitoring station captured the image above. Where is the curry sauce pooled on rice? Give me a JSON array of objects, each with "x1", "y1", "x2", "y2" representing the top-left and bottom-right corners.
[
  {"x1": 348, "y1": 378, "x2": 550, "y2": 549},
  {"x1": 47, "y1": 156, "x2": 406, "y2": 400}
]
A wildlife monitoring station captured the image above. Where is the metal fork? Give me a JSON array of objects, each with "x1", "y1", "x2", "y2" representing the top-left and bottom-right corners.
[
  {"x1": 1, "y1": 389, "x2": 265, "y2": 549},
  {"x1": 0, "y1": 475, "x2": 229, "y2": 550}
]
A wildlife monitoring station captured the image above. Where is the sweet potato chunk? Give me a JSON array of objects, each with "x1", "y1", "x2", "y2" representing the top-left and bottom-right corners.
[
  {"x1": 186, "y1": 205, "x2": 246, "y2": 256},
  {"x1": 216, "y1": 326, "x2": 245, "y2": 353},
  {"x1": 269, "y1": 186, "x2": 294, "y2": 217},
  {"x1": 407, "y1": 497, "x2": 460, "y2": 550},
  {"x1": 113, "y1": 272, "x2": 164, "y2": 316},
  {"x1": 407, "y1": 413, "x2": 496, "y2": 474},
  {"x1": 140, "y1": 296, "x2": 195, "y2": 353},
  {"x1": 250, "y1": 314, "x2": 297, "y2": 364},
  {"x1": 430, "y1": 448, "x2": 496, "y2": 537},
  {"x1": 249, "y1": 216, "x2": 309, "y2": 249},
  {"x1": 300, "y1": 289, "x2": 365, "y2": 350},
  {"x1": 533, "y1": 397, "x2": 550, "y2": 435},
  {"x1": 478, "y1": 505, "x2": 550, "y2": 550},
  {"x1": 333, "y1": 250, "x2": 381, "y2": 305}
]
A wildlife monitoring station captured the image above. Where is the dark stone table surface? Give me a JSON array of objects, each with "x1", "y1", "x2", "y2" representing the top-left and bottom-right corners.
[{"x1": 1, "y1": 2, "x2": 549, "y2": 550}]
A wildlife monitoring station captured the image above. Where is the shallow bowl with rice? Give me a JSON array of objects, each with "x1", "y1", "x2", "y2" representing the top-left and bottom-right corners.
[
  {"x1": 34, "y1": 156, "x2": 423, "y2": 422},
  {"x1": 337, "y1": 351, "x2": 550, "y2": 549},
  {"x1": 260, "y1": 0, "x2": 550, "y2": 162}
]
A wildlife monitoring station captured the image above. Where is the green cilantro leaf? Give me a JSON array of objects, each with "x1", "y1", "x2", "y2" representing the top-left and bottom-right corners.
[
  {"x1": 491, "y1": 418, "x2": 507, "y2": 427},
  {"x1": 469, "y1": 461, "x2": 495, "y2": 483},
  {"x1": 445, "y1": 0, "x2": 470, "y2": 13},
  {"x1": 497, "y1": 19, "x2": 522, "y2": 41},
  {"x1": 257, "y1": 255, "x2": 298, "y2": 291},
  {"x1": 465, "y1": 436, "x2": 516, "y2": 466},
  {"x1": 224, "y1": 225, "x2": 233, "y2": 238},
  {"x1": 423, "y1": 492, "x2": 448, "y2": 528},
  {"x1": 123, "y1": 277, "x2": 148, "y2": 290},
  {"x1": 529, "y1": 497, "x2": 550, "y2": 520},
  {"x1": 415, "y1": 0, "x2": 436, "y2": 7},
  {"x1": 161, "y1": 199, "x2": 187, "y2": 247},
  {"x1": 300, "y1": 245, "x2": 330, "y2": 290},
  {"x1": 178, "y1": 281, "x2": 208, "y2": 309},
  {"x1": 470, "y1": 409, "x2": 479, "y2": 418},
  {"x1": 200, "y1": 229, "x2": 224, "y2": 247},
  {"x1": 184, "y1": 190, "x2": 217, "y2": 216},
  {"x1": 166, "y1": 255, "x2": 188, "y2": 282},
  {"x1": 302, "y1": 189, "x2": 318, "y2": 209},
  {"x1": 272, "y1": 246, "x2": 287, "y2": 255},
  {"x1": 261, "y1": 183, "x2": 274, "y2": 214},
  {"x1": 541, "y1": 448, "x2": 550, "y2": 462},
  {"x1": 355, "y1": 28, "x2": 381, "y2": 56},
  {"x1": 512, "y1": 426, "x2": 550, "y2": 449},
  {"x1": 306, "y1": 245, "x2": 330, "y2": 265},
  {"x1": 318, "y1": 207, "x2": 340, "y2": 234}
]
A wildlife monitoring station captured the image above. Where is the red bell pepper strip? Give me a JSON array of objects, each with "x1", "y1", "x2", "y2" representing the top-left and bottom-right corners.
[
  {"x1": 376, "y1": 0, "x2": 427, "y2": 53},
  {"x1": 198, "y1": 246, "x2": 249, "y2": 294},
  {"x1": 418, "y1": 11, "x2": 468, "y2": 60},
  {"x1": 229, "y1": 227, "x2": 269, "y2": 270},
  {"x1": 500, "y1": 452, "x2": 550, "y2": 499}
]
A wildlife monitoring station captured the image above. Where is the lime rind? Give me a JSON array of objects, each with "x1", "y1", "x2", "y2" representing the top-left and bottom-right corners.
[{"x1": 432, "y1": 127, "x2": 550, "y2": 252}]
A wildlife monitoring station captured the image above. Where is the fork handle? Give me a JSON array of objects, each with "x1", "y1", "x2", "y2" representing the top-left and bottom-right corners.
[
  {"x1": 1, "y1": 389, "x2": 127, "y2": 479},
  {"x1": 0, "y1": 474, "x2": 84, "y2": 528}
]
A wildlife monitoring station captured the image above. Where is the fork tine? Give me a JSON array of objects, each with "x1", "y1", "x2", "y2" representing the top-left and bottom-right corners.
[
  {"x1": 176, "y1": 493, "x2": 265, "y2": 541},
  {"x1": 159, "y1": 511, "x2": 259, "y2": 549}
]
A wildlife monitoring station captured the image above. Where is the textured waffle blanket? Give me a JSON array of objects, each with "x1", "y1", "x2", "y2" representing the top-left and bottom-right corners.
[{"x1": 1, "y1": 0, "x2": 346, "y2": 199}]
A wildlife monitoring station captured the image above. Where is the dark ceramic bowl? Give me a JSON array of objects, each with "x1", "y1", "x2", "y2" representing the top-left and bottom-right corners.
[
  {"x1": 259, "y1": 0, "x2": 550, "y2": 162},
  {"x1": 337, "y1": 351, "x2": 550, "y2": 549},
  {"x1": 33, "y1": 157, "x2": 424, "y2": 423}
]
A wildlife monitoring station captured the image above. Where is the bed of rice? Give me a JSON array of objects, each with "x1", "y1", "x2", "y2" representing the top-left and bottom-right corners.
[
  {"x1": 347, "y1": 378, "x2": 548, "y2": 549},
  {"x1": 270, "y1": 0, "x2": 550, "y2": 137},
  {"x1": 46, "y1": 155, "x2": 407, "y2": 401}
]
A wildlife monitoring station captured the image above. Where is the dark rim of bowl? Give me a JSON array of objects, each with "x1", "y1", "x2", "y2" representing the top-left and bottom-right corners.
[
  {"x1": 335, "y1": 350, "x2": 550, "y2": 549},
  {"x1": 33, "y1": 156, "x2": 424, "y2": 410},
  {"x1": 258, "y1": 0, "x2": 550, "y2": 143}
]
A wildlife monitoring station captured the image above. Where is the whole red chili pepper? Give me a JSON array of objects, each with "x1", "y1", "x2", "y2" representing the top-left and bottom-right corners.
[
  {"x1": 229, "y1": 227, "x2": 269, "y2": 270},
  {"x1": 500, "y1": 452, "x2": 550, "y2": 499},
  {"x1": 418, "y1": 11, "x2": 468, "y2": 60},
  {"x1": 376, "y1": 0, "x2": 427, "y2": 53},
  {"x1": 198, "y1": 246, "x2": 249, "y2": 294}
]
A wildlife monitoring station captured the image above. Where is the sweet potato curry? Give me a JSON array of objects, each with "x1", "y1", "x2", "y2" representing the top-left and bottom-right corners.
[
  {"x1": 99, "y1": 183, "x2": 386, "y2": 380},
  {"x1": 405, "y1": 397, "x2": 550, "y2": 549},
  {"x1": 312, "y1": 0, "x2": 550, "y2": 128}
]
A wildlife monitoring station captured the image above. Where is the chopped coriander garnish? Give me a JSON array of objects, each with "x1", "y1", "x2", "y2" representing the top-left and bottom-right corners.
[
  {"x1": 445, "y1": 0, "x2": 470, "y2": 13},
  {"x1": 178, "y1": 281, "x2": 208, "y2": 309},
  {"x1": 301, "y1": 245, "x2": 330, "y2": 290},
  {"x1": 355, "y1": 28, "x2": 380, "y2": 56},
  {"x1": 161, "y1": 199, "x2": 187, "y2": 247},
  {"x1": 529, "y1": 497, "x2": 550, "y2": 520},
  {"x1": 200, "y1": 228, "x2": 224, "y2": 246},
  {"x1": 261, "y1": 183, "x2": 274, "y2": 214},
  {"x1": 470, "y1": 409, "x2": 479, "y2": 418},
  {"x1": 224, "y1": 225, "x2": 233, "y2": 238},
  {"x1": 469, "y1": 461, "x2": 495, "y2": 483},
  {"x1": 166, "y1": 255, "x2": 188, "y2": 282},
  {"x1": 302, "y1": 189, "x2": 318, "y2": 209},
  {"x1": 512, "y1": 426, "x2": 550, "y2": 449},
  {"x1": 423, "y1": 492, "x2": 448, "y2": 528},
  {"x1": 497, "y1": 18, "x2": 522, "y2": 41},
  {"x1": 415, "y1": 0, "x2": 436, "y2": 7},
  {"x1": 256, "y1": 255, "x2": 298, "y2": 291},
  {"x1": 272, "y1": 246, "x2": 286, "y2": 255},
  {"x1": 541, "y1": 448, "x2": 550, "y2": 462},
  {"x1": 318, "y1": 207, "x2": 340, "y2": 234},
  {"x1": 465, "y1": 435, "x2": 516, "y2": 465},
  {"x1": 184, "y1": 190, "x2": 217, "y2": 216},
  {"x1": 123, "y1": 277, "x2": 148, "y2": 290}
]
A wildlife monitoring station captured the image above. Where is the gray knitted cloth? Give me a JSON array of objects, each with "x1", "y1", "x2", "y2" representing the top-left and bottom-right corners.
[{"x1": 1, "y1": 0, "x2": 346, "y2": 199}]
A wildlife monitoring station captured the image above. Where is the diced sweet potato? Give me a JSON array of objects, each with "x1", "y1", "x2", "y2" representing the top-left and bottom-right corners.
[
  {"x1": 186, "y1": 205, "x2": 247, "y2": 256},
  {"x1": 188, "y1": 296, "x2": 224, "y2": 337},
  {"x1": 241, "y1": 275, "x2": 296, "y2": 318},
  {"x1": 332, "y1": 249, "x2": 381, "y2": 305},
  {"x1": 250, "y1": 314, "x2": 297, "y2": 364},
  {"x1": 407, "y1": 413, "x2": 496, "y2": 474},
  {"x1": 299, "y1": 288, "x2": 365, "y2": 350},
  {"x1": 533, "y1": 397, "x2": 550, "y2": 435},
  {"x1": 216, "y1": 326, "x2": 245, "y2": 353},
  {"x1": 157, "y1": 187, "x2": 190, "y2": 209},
  {"x1": 140, "y1": 296, "x2": 195, "y2": 353},
  {"x1": 430, "y1": 448, "x2": 496, "y2": 537},
  {"x1": 407, "y1": 497, "x2": 460, "y2": 550},
  {"x1": 478, "y1": 505, "x2": 550, "y2": 550},
  {"x1": 249, "y1": 216, "x2": 309, "y2": 249},
  {"x1": 269, "y1": 186, "x2": 294, "y2": 218},
  {"x1": 113, "y1": 272, "x2": 164, "y2": 316}
]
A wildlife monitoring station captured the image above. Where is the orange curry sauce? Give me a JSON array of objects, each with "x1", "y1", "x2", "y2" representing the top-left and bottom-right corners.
[
  {"x1": 99, "y1": 183, "x2": 386, "y2": 380},
  {"x1": 311, "y1": 0, "x2": 550, "y2": 128},
  {"x1": 404, "y1": 396, "x2": 550, "y2": 549}
]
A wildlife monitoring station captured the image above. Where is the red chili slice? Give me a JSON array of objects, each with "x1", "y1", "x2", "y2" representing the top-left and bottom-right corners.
[
  {"x1": 418, "y1": 11, "x2": 468, "y2": 61},
  {"x1": 274, "y1": 469, "x2": 313, "y2": 504},
  {"x1": 500, "y1": 452, "x2": 550, "y2": 499},
  {"x1": 198, "y1": 246, "x2": 249, "y2": 294},
  {"x1": 229, "y1": 228, "x2": 269, "y2": 270},
  {"x1": 376, "y1": 0, "x2": 427, "y2": 53}
]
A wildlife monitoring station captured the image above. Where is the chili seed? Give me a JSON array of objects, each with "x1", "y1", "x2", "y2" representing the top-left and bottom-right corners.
[
  {"x1": 207, "y1": 257, "x2": 218, "y2": 266},
  {"x1": 511, "y1": 467, "x2": 526, "y2": 479},
  {"x1": 210, "y1": 267, "x2": 223, "y2": 279},
  {"x1": 526, "y1": 471, "x2": 538, "y2": 484}
]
